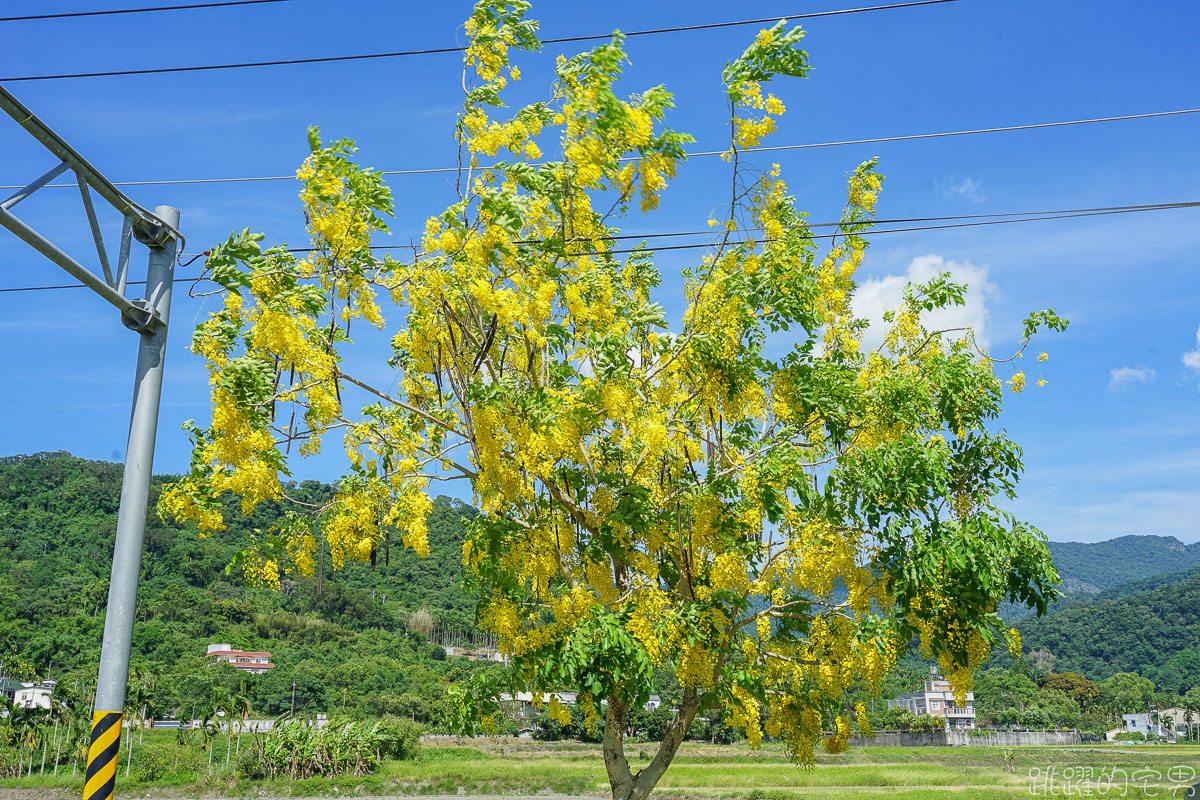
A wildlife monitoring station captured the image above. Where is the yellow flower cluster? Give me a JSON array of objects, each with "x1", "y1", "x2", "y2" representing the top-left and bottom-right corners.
[
  {"x1": 823, "y1": 716, "x2": 851, "y2": 754},
  {"x1": 463, "y1": 15, "x2": 518, "y2": 84},
  {"x1": 732, "y1": 81, "x2": 787, "y2": 149},
  {"x1": 728, "y1": 685, "x2": 763, "y2": 746},
  {"x1": 462, "y1": 109, "x2": 543, "y2": 159}
]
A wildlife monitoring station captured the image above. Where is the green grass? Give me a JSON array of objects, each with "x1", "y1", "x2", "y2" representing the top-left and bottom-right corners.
[{"x1": 2, "y1": 738, "x2": 1196, "y2": 799}]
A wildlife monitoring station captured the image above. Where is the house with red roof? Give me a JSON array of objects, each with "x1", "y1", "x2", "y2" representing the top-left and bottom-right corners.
[{"x1": 205, "y1": 643, "x2": 274, "y2": 674}]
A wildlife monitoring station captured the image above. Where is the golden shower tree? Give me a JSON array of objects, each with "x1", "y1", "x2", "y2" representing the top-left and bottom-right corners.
[{"x1": 162, "y1": 3, "x2": 1064, "y2": 797}]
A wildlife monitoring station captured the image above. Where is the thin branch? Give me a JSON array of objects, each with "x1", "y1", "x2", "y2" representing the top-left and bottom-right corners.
[{"x1": 335, "y1": 369, "x2": 467, "y2": 438}]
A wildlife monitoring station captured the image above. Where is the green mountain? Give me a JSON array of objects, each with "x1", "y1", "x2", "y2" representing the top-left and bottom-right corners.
[
  {"x1": 1003, "y1": 569, "x2": 1200, "y2": 693},
  {"x1": 1001, "y1": 535, "x2": 1200, "y2": 621},
  {"x1": 0, "y1": 451, "x2": 489, "y2": 725},
  {"x1": 1047, "y1": 535, "x2": 1200, "y2": 593}
]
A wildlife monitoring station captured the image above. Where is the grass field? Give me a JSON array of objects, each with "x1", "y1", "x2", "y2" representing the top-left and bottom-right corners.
[{"x1": 3, "y1": 735, "x2": 1199, "y2": 799}]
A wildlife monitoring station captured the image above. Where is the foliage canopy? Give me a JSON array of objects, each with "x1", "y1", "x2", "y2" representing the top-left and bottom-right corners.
[{"x1": 161, "y1": 2, "x2": 1065, "y2": 797}]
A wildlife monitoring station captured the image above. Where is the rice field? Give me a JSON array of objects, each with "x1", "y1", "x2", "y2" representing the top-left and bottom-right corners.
[{"x1": 3, "y1": 737, "x2": 1198, "y2": 799}]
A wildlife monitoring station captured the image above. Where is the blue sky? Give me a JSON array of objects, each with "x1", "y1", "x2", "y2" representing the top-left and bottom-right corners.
[{"x1": 1, "y1": 0, "x2": 1198, "y2": 543}]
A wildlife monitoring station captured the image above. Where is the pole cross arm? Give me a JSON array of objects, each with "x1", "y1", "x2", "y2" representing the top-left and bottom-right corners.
[
  {"x1": 0, "y1": 85, "x2": 181, "y2": 246},
  {"x1": 0, "y1": 84, "x2": 184, "y2": 329},
  {"x1": 0, "y1": 200, "x2": 146, "y2": 323}
]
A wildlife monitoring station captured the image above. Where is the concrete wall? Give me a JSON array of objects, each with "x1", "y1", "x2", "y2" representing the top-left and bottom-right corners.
[
  {"x1": 850, "y1": 731, "x2": 947, "y2": 747},
  {"x1": 947, "y1": 730, "x2": 1080, "y2": 747},
  {"x1": 851, "y1": 729, "x2": 1081, "y2": 747}
]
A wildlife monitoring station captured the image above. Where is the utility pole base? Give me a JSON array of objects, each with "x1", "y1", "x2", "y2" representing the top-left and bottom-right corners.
[{"x1": 83, "y1": 711, "x2": 122, "y2": 800}]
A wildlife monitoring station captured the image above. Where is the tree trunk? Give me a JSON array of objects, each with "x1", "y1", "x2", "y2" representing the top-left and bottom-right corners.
[
  {"x1": 603, "y1": 698, "x2": 635, "y2": 799},
  {"x1": 602, "y1": 689, "x2": 701, "y2": 800},
  {"x1": 126, "y1": 724, "x2": 133, "y2": 777},
  {"x1": 225, "y1": 731, "x2": 232, "y2": 765},
  {"x1": 40, "y1": 733, "x2": 47, "y2": 774}
]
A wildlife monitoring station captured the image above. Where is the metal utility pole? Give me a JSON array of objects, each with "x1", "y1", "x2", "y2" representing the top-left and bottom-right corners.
[{"x1": 0, "y1": 84, "x2": 182, "y2": 800}]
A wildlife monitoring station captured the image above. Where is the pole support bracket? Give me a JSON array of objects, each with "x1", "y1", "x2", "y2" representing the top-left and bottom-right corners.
[{"x1": 120, "y1": 298, "x2": 160, "y2": 333}]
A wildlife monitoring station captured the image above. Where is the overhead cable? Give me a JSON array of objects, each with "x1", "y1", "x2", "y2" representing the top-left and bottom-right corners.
[
  {"x1": 0, "y1": 0, "x2": 954, "y2": 82},
  {"x1": 4, "y1": 107, "x2": 1196, "y2": 192},
  {"x1": 0, "y1": 0, "x2": 287, "y2": 23},
  {"x1": 1, "y1": 200, "x2": 1195, "y2": 294}
]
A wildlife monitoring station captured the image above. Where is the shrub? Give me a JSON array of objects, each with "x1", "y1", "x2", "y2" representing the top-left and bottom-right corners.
[
  {"x1": 378, "y1": 716, "x2": 423, "y2": 761},
  {"x1": 0, "y1": 746, "x2": 22, "y2": 779},
  {"x1": 132, "y1": 742, "x2": 202, "y2": 781}
]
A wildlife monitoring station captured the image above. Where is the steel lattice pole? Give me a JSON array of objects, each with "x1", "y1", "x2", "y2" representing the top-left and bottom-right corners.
[{"x1": 84, "y1": 206, "x2": 179, "y2": 800}]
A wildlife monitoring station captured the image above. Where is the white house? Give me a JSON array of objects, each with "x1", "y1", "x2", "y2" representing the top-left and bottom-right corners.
[
  {"x1": 1122, "y1": 708, "x2": 1192, "y2": 741},
  {"x1": 887, "y1": 672, "x2": 975, "y2": 730},
  {"x1": 499, "y1": 691, "x2": 663, "y2": 719},
  {"x1": 14, "y1": 680, "x2": 55, "y2": 710},
  {"x1": 205, "y1": 643, "x2": 274, "y2": 674}
]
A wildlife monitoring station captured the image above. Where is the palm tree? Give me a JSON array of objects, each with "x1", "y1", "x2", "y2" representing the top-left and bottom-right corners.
[
  {"x1": 0, "y1": 697, "x2": 19, "y2": 777},
  {"x1": 47, "y1": 685, "x2": 74, "y2": 777},
  {"x1": 69, "y1": 682, "x2": 95, "y2": 778},
  {"x1": 130, "y1": 668, "x2": 156, "y2": 745},
  {"x1": 200, "y1": 712, "x2": 220, "y2": 767},
  {"x1": 173, "y1": 722, "x2": 194, "y2": 747},
  {"x1": 124, "y1": 681, "x2": 150, "y2": 777},
  {"x1": 11, "y1": 706, "x2": 42, "y2": 778},
  {"x1": 206, "y1": 687, "x2": 236, "y2": 767},
  {"x1": 232, "y1": 691, "x2": 253, "y2": 759},
  {"x1": 36, "y1": 699, "x2": 57, "y2": 775},
  {"x1": 171, "y1": 722, "x2": 194, "y2": 773}
]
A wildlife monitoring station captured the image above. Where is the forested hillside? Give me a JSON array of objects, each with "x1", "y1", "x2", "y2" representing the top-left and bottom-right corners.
[
  {"x1": 1047, "y1": 535, "x2": 1200, "y2": 593},
  {"x1": 0, "y1": 452, "x2": 488, "y2": 726},
  {"x1": 4, "y1": 451, "x2": 1199, "y2": 729},
  {"x1": 1005, "y1": 572, "x2": 1200, "y2": 693},
  {"x1": 1001, "y1": 535, "x2": 1200, "y2": 620}
]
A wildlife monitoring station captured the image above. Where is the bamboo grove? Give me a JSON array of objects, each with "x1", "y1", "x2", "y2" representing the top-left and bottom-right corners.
[{"x1": 160, "y1": 1, "x2": 1067, "y2": 797}]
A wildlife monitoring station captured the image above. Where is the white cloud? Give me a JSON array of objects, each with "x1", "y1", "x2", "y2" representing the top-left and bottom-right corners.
[
  {"x1": 1013, "y1": 489, "x2": 1200, "y2": 543},
  {"x1": 1108, "y1": 365, "x2": 1156, "y2": 390},
  {"x1": 1183, "y1": 324, "x2": 1200, "y2": 372},
  {"x1": 938, "y1": 176, "x2": 986, "y2": 203},
  {"x1": 851, "y1": 255, "x2": 997, "y2": 352}
]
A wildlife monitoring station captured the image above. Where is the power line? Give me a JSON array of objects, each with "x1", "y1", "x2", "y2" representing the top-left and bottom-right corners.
[
  {"x1": 0, "y1": 1, "x2": 955, "y2": 82},
  {"x1": 684, "y1": 108, "x2": 1200, "y2": 157},
  {"x1": 272, "y1": 202, "x2": 1200, "y2": 252},
  {"x1": 603, "y1": 202, "x2": 1200, "y2": 255},
  {"x1": 4, "y1": 107, "x2": 1196, "y2": 192},
  {"x1": 2, "y1": 200, "x2": 1195, "y2": 294},
  {"x1": 0, "y1": 0, "x2": 287, "y2": 23}
]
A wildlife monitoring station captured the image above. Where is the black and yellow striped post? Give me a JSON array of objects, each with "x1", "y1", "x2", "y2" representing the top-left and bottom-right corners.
[{"x1": 83, "y1": 711, "x2": 122, "y2": 800}]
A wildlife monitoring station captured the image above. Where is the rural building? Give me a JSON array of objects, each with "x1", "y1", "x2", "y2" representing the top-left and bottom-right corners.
[
  {"x1": 13, "y1": 680, "x2": 55, "y2": 709},
  {"x1": 0, "y1": 677, "x2": 23, "y2": 702},
  {"x1": 499, "y1": 691, "x2": 663, "y2": 719},
  {"x1": 205, "y1": 643, "x2": 274, "y2": 674},
  {"x1": 887, "y1": 673, "x2": 976, "y2": 730},
  {"x1": 1121, "y1": 708, "x2": 1193, "y2": 740}
]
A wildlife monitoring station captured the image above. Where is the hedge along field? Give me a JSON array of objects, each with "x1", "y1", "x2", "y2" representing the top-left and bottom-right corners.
[{"x1": 2, "y1": 737, "x2": 1198, "y2": 798}]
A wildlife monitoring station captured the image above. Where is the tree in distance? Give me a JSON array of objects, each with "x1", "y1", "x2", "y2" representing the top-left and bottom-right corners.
[{"x1": 161, "y1": 2, "x2": 1066, "y2": 797}]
